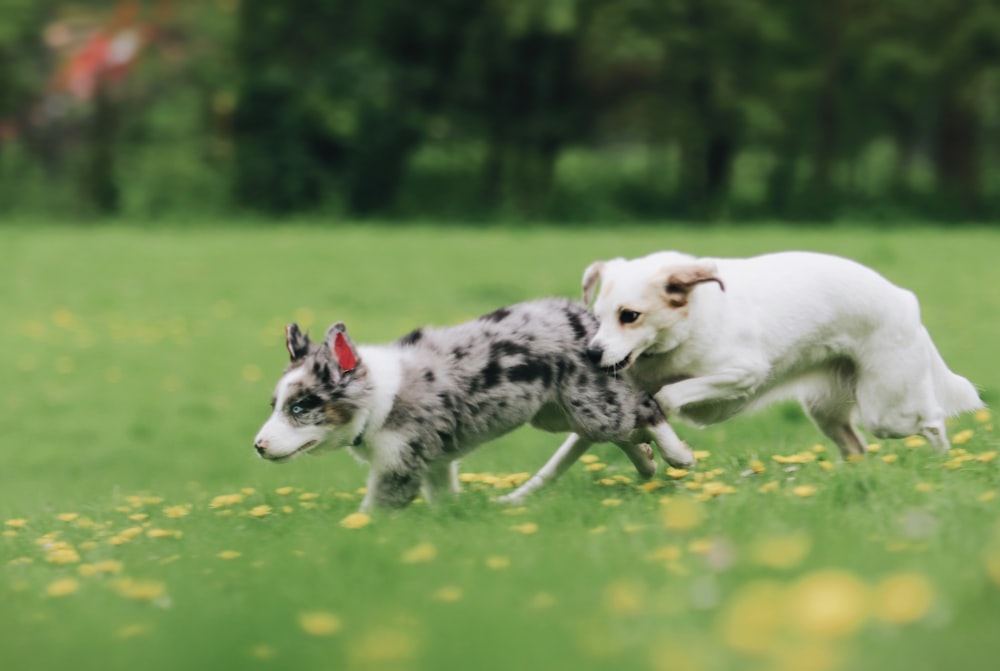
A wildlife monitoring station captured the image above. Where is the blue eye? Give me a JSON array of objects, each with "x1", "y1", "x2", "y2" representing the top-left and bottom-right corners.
[{"x1": 292, "y1": 405, "x2": 304, "y2": 415}]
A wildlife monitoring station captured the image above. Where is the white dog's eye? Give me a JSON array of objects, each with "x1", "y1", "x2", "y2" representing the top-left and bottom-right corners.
[{"x1": 619, "y1": 309, "x2": 641, "y2": 325}]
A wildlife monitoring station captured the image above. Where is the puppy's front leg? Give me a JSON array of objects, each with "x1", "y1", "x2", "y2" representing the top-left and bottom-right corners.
[
  {"x1": 360, "y1": 467, "x2": 423, "y2": 511},
  {"x1": 421, "y1": 460, "x2": 460, "y2": 504},
  {"x1": 654, "y1": 368, "x2": 761, "y2": 415}
]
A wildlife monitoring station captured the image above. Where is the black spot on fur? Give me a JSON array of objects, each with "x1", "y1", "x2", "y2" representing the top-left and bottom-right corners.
[
  {"x1": 507, "y1": 360, "x2": 553, "y2": 387},
  {"x1": 436, "y1": 431, "x2": 454, "y2": 452},
  {"x1": 452, "y1": 346, "x2": 469, "y2": 360},
  {"x1": 481, "y1": 307, "x2": 512, "y2": 323},
  {"x1": 490, "y1": 341, "x2": 531, "y2": 359},
  {"x1": 424, "y1": 370, "x2": 435, "y2": 383},
  {"x1": 565, "y1": 309, "x2": 589, "y2": 341},
  {"x1": 408, "y1": 440, "x2": 426, "y2": 461},
  {"x1": 398, "y1": 328, "x2": 424, "y2": 346},
  {"x1": 480, "y1": 360, "x2": 503, "y2": 389}
]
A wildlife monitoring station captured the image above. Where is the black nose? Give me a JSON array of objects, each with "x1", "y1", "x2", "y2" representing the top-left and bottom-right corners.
[
  {"x1": 254, "y1": 439, "x2": 267, "y2": 456},
  {"x1": 585, "y1": 347, "x2": 603, "y2": 365}
]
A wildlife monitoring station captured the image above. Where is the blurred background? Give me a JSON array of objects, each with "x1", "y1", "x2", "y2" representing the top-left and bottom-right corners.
[{"x1": 1, "y1": 0, "x2": 999, "y2": 223}]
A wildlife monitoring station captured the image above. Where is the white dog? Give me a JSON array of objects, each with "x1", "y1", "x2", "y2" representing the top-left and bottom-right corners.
[{"x1": 581, "y1": 250, "x2": 983, "y2": 457}]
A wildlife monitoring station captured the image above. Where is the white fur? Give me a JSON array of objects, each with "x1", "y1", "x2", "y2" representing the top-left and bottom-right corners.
[{"x1": 586, "y1": 250, "x2": 983, "y2": 455}]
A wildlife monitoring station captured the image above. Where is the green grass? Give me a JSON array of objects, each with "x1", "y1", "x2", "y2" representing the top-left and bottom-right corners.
[{"x1": 1, "y1": 222, "x2": 998, "y2": 671}]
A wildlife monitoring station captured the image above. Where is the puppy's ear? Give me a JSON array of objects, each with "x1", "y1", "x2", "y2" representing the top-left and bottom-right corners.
[
  {"x1": 320, "y1": 322, "x2": 360, "y2": 374},
  {"x1": 285, "y1": 323, "x2": 311, "y2": 361},
  {"x1": 663, "y1": 263, "x2": 725, "y2": 307},
  {"x1": 582, "y1": 260, "x2": 607, "y2": 305}
]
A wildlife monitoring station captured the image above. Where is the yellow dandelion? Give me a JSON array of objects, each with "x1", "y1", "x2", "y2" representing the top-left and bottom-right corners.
[
  {"x1": 299, "y1": 611, "x2": 342, "y2": 636},
  {"x1": 749, "y1": 459, "x2": 766, "y2": 474},
  {"x1": 977, "y1": 451, "x2": 997, "y2": 463},
  {"x1": 56, "y1": 513, "x2": 79, "y2": 523},
  {"x1": 249, "y1": 505, "x2": 272, "y2": 518},
  {"x1": 872, "y1": 572, "x2": 934, "y2": 624},
  {"x1": 209, "y1": 493, "x2": 245, "y2": 508},
  {"x1": 588, "y1": 525, "x2": 607, "y2": 535},
  {"x1": 758, "y1": 481, "x2": 780, "y2": 493},
  {"x1": 5, "y1": 519, "x2": 27, "y2": 528},
  {"x1": 812, "y1": 444, "x2": 827, "y2": 453},
  {"x1": 111, "y1": 578, "x2": 167, "y2": 601},
  {"x1": 659, "y1": 498, "x2": 704, "y2": 531},
  {"x1": 604, "y1": 580, "x2": 644, "y2": 615},
  {"x1": 46, "y1": 578, "x2": 80, "y2": 597},
  {"x1": 647, "y1": 545, "x2": 682, "y2": 562},
  {"x1": 904, "y1": 436, "x2": 927, "y2": 448},
  {"x1": 601, "y1": 498, "x2": 623, "y2": 507},
  {"x1": 786, "y1": 570, "x2": 869, "y2": 638},
  {"x1": 299, "y1": 492, "x2": 320, "y2": 501},
  {"x1": 431, "y1": 586, "x2": 463, "y2": 602},
  {"x1": 339, "y1": 512, "x2": 371, "y2": 529},
  {"x1": 818, "y1": 461, "x2": 835, "y2": 472},
  {"x1": 792, "y1": 485, "x2": 817, "y2": 498},
  {"x1": 773, "y1": 453, "x2": 816, "y2": 464},
  {"x1": 2, "y1": 530, "x2": 17, "y2": 538},
  {"x1": 687, "y1": 538, "x2": 714, "y2": 555},
  {"x1": 400, "y1": 542, "x2": 437, "y2": 564},
  {"x1": 881, "y1": 454, "x2": 899, "y2": 464},
  {"x1": 78, "y1": 560, "x2": 123, "y2": 577},
  {"x1": 751, "y1": 533, "x2": 812, "y2": 570},
  {"x1": 637, "y1": 481, "x2": 663, "y2": 493},
  {"x1": 978, "y1": 491, "x2": 996, "y2": 503},
  {"x1": 951, "y1": 429, "x2": 974, "y2": 445},
  {"x1": 584, "y1": 463, "x2": 607, "y2": 472},
  {"x1": 45, "y1": 548, "x2": 81, "y2": 564},
  {"x1": 485, "y1": 555, "x2": 511, "y2": 570},
  {"x1": 701, "y1": 481, "x2": 736, "y2": 498},
  {"x1": 580, "y1": 454, "x2": 600, "y2": 464},
  {"x1": 693, "y1": 450, "x2": 710, "y2": 460},
  {"x1": 146, "y1": 528, "x2": 182, "y2": 539},
  {"x1": 915, "y1": 482, "x2": 934, "y2": 493},
  {"x1": 163, "y1": 505, "x2": 190, "y2": 518},
  {"x1": 974, "y1": 408, "x2": 991, "y2": 423},
  {"x1": 867, "y1": 443, "x2": 881, "y2": 452},
  {"x1": 510, "y1": 522, "x2": 539, "y2": 535},
  {"x1": 275, "y1": 486, "x2": 294, "y2": 496},
  {"x1": 985, "y1": 546, "x2": 1000, "y2": 587},
  {"x1": 716, "y1": 580, "x2": 786, "y2": 655},
  {"x1": 217, "y1": 550, "x2": 242, "y2": 560},
  {"x1": 665, "y1": 468, "x2": 689, "y2": 479}
]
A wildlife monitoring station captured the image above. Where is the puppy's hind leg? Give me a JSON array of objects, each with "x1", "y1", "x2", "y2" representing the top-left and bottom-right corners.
[
  {"x1": 496, "y1": 434, "x2": 592, "y2": 505},
  {"x1": 613, "y1": 440, "x2": 658, "y2": 479},
  {"x1": 422, "y1": 460, "x2": 460, "y2": 504}
]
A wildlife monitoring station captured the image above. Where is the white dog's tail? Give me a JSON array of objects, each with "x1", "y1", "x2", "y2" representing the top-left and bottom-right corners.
[{"x1": 926, "y1": 329, "x2": 984, "y2": 415}]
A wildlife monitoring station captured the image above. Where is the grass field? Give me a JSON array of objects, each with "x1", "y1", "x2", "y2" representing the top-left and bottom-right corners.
[{"x1": 1, "y1": 222, "x2": 998, "y2": 671}]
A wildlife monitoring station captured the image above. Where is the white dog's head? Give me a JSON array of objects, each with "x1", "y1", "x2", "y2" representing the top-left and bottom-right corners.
[
  {"x1": 253, "y1": 322, "x2": 371, "y2": 462},
  {"x1": 582, "y1": 252, "x2": 725, "y2": 371}
]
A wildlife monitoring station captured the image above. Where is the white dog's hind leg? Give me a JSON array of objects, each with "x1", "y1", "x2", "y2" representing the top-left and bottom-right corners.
[
  {"x1": 496, "y1": 434, "x2": 592, "y2": 505},
  {"x1": 613, "y1": 440, "x2": 658, "y2": 479},
  {"x1": 422, "y1": 460, "x2": 460, "y2": 504},
  {"x1": 799, "y1": 364, "x2": 867, "y2": 458}
]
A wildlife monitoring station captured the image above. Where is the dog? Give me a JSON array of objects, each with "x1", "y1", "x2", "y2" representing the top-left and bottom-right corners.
[
  {"x1": 581, "y1": 250, "x2": 983, "y2": 457},
  {"x1": 252, "y1": 298, "x2": 694, "y2": 511}
]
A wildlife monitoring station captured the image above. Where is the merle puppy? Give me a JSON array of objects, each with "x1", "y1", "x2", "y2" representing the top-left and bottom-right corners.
[{"x1": 253, "y1": 298, "x2": 692, "y2": 511}]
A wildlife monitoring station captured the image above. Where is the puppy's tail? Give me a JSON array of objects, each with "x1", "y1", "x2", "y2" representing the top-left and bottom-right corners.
[{"x1": 925, "y1": 328, "x2": 984, "y2": 416}]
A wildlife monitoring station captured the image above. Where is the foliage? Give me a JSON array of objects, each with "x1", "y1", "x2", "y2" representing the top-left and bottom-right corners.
[{"x1": 1, "y1": 223, "x2": 999, "y2": 670}]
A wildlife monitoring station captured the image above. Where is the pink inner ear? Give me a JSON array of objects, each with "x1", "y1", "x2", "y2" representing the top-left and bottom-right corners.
[
  {"x1": 333, "y1": 332, "x2": 357, "y2": 372},
  {"x1": 285, "y1": 326, "x2": 296, "y2": 359}
]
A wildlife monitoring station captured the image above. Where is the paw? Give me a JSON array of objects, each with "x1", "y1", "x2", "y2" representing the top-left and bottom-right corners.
[
  {"x1": 493, "y1": 493, "x2": 524, "y2": 506},
  {"x1": 664, "y1": 442, "x2": 696, "y2": 469}
]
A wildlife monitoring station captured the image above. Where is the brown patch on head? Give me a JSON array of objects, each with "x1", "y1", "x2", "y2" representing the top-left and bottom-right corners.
[
  {"x1": 662, "y1": 263, "x2": 724, "y2": 309},
  {"x1": 322, "y1": 403, "x2": 353, "y2": 426}
]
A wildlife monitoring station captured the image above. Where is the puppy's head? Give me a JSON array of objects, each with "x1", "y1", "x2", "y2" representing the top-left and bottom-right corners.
[
  {"x1": 253, "y1": 322, "x2": 369, "y2": 462},
  {"x1": 583, "y1": 252, "x2": 724, "y2": 371}
]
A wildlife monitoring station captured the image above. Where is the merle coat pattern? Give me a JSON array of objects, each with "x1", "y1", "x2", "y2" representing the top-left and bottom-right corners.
[{"x1": 253, "y1": 298, "x2": 690, "y2": 510}]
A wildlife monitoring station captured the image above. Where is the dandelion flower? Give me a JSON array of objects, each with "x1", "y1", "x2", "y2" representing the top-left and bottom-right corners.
[
  {"x1": 915, "y1": 482, "x2": 934, "y2": 493},
  {"x1": 510, "y1": 522, "x2": 539, "y2": 535},
  {"x1": 665, "y1": 468, "x2": 689, "y2": 479},
  {"x1": 275, "y1": 486, "x2": 294, "y2": 496},
  {"x1": 46, "y1": 578, "x2": 79, "y2": 597},
  {"x1": 299, "y1": 492, "x2": 320, "y2": 501},
  {"x1": 749, "y1": 459, "x2": 766, "y2": 474},
  {"x1": 716, "y1": 580, "x2": 786, "y2": 655},
  {"x1": 339, "y1": 512, "x2": 371, "y2": 529},
  {"x1": 974, "y1": 408, "x2": 991, "y2": 423},
  {"x1": 604, "y1": 580, "x2": 644, "y2": 614},
  {"x1": 786, "y1": 570, "x2": 869, "y2": 638},
  {"x1": 637, "y1": 481, "x2": 663, "y2": 493},
  {"x1": 110, "y1": 578, "x2": 166, "y2": 601},
  {"x1": 792, "y1": 485, "x2": 817, "y2": 498},
  {"x1": 977, "y1": 451, "x2": 997, "y2": 463},
  {"x1": 4, "y1": 519, "x2": 27, "y2": 528},
  {"x1": 400, "y1": 542, "x2": 437, "y2": 564},
  {"x1": 249, "y1": 505, "x2": 272, "y2": 518},
  {"x1": 659, "y1": 498, "x2": 704, "y2": 531},
  {"x1": 584, "y1": 463, "x2": 607, "y2": 472},
  {"x1": 693, "y1": 450, "x2": 710, "y2": 460},
  {"x1": 56, "y1": 513, "x2": 79, "y2": 523},
  {"x1": 348, "y1": 628, "x2": 419, "y2": 666},
  {"x1": 601, "y1": 498, "x2": 623, "y2": 507},
  {"x1": 209, "y1": 493, "x2": 244, "y2": 508},
  {"x1": 978, "y1": 491, "x2": 996, "y2": 503},
  {"x1": 580, "y1": 454, "x2": 600, "y2": 464},
  {"x1": 299, "y1": 611, "x2": 342, "y2": 636},
  {"x1": 904, "y1": 436, "x2": 927, "y2": 448},
  {"x1": 758, "y1": 481, "x2": 780, "y2": 494},
  {"x1": 431, "y1": 586, "x2": 463, "y2": 602},
  {"x1": 217, "y1": 550, "x2": 242, "y2": 560},
  {"x1": 45, "y1": 547, "x2": 81, "y2": 564},
  {"x1": 872, "y1": 572, "x2": 934, "y2": 624},
  {"x1": 146, "y1": 528, "x2": 182, "y2": 539},
  {"x1": 163, "y1": 505, "x2": 190, "y2": 518},
  {"x1": 951, "y1": 429, "x2": 974, "y2": 445},
  {"x1": 485, "y1": 555, "x2": 511, "y2": 570},
  {"x1": 881, "y1": 454, "x2": 899, "y2": 464}
]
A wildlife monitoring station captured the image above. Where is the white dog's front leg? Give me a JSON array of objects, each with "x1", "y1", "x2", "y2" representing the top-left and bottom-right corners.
[
  {"x1": 496, "y1": 434, "x2": 592, "y2": 505},
  {"x1": 654, "y1": 368, "x2": 761, "y2": 415},
  {"x1": 421, "y1": 460, "x2": 460, "y2": 504}
]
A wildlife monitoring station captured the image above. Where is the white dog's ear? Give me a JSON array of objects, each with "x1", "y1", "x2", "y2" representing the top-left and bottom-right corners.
[
  {"x1": 663, "y1": 263, "x2": 725, "y2": 307},
  {"x1": 583, "y1": 259, "x2": 621, "y2": 305},
  {"x1": 285, "y1": 323, "x2": 311, "y2": 361}
]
